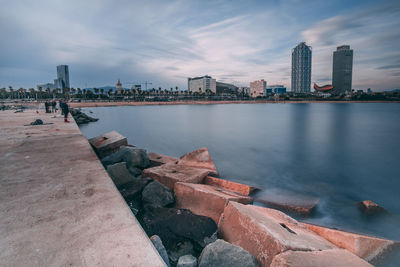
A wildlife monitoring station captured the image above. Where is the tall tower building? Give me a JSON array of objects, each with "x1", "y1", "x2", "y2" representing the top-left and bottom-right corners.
[
  {"x1": 291, "y1": 42, "x2": 312, "y2": 93},
  {"x1": 332, "y1": 45, "x2": 353, "y2": 94},
  {"x1": 116, "y1": 79, "x2": 122, "y2": 94},
  {"x1": 56, "y1": 65, "x2": 70, "y2": 89}
]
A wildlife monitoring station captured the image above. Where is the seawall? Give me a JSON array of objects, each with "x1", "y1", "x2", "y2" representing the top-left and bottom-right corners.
[{"x1": 0, "y1": 110, "x2": 166, "y2": 266}]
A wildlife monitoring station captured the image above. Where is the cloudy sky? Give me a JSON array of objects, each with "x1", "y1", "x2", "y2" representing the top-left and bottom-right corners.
[{"x1": 1, "y1": 0, "x2": 399, "y2": 91}]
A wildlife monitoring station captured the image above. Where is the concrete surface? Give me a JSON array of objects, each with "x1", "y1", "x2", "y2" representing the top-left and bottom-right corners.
[{"x1": 0, "y1": 110, "x2": 166, "y2": 266}]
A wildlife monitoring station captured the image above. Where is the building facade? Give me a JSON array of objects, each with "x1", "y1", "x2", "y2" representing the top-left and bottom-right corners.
[
  {"x1": 265, "y1": 85, "x2": 287, "y2": 95},
  {"x1": 216, "y1": 82, "x2": 238, "y2": 95},
  {"x1": 116, "y1": 79, "x2": 122, "y2": 94},
  {"x1": 332, "y1": 45, "x2": 353, "y2": 95},
  {"x1": 188, "y1": 76, "x2": 216, "y2": 93},
  {"x1": 250, "y1": 79, "x2": 266, "y2": 97},
  {"x1": 37, "y1": 65, "x2": 70, "y2": 91},
  {"x1": 238, "y1": 87, "x2": 250, "y2": 96},
  {"x1": 291, "y1": 42, "x2": 312, "y2": 93}
]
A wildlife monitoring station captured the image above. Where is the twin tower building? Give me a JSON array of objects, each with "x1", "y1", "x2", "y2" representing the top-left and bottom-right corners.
[{"x1": 291, "y1": 42, "x2": 353, "y2": 95}]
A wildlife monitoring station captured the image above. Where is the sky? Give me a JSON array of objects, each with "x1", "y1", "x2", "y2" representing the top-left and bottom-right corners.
[{"x1": 0, "y1": 0, "x2": 399, "y2": 91}]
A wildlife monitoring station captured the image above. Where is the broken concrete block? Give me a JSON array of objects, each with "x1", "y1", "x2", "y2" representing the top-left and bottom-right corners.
[
  {"x1": 255, "y1": 189, "x2": 319, "y2": 215},
  {"x1": 177, "y1": 147, "x2": 219, "y2": 176},
  {"x1": 358, "y1": 200, "x2": 387, "y2": 215},
  {"x1": 89, "y1": 130, "x2": 127, "y2": 158},
  {"x1": 106, "y1": 162, "x2": 136, "y2": 188},
  {"x1": 142, "y1": 163, "x2": 209, "y2": 190},
  {"x1": 204, "y1": 176, "x2": 259, "y2": 196},
  {"x1": 270, "y1": 249, "x2": 372, "y2": 267},
  {"x1": 218, "y1": 202, "x2": 335, "y2": 266},
  {"x1": 303, "y1": 223, "x2": 396, "y2": 262},
  {"x1": 175, "y1": 182, "x2": 253, "y2": 223},
  {"x1": 148, "y1": 152, "x2": 178, "y2": 167}
]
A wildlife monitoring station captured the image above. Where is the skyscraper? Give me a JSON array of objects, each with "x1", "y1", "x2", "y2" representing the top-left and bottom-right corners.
[
  {"x1": 291, "y1": 42, "x2": 312, "y2": 93},
  {"x1": 332, "y1": 45, "x2": 353, "y2": 94},
  {"x1": 56, "y1": 65, "x2": 70, "y2": 89}
]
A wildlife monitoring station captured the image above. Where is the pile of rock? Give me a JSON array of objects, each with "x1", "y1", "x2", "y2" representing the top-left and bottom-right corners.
[
  {"x1": 70, "y1": 108, "x2": 98, "y2": 125},
  {"x1": 89, "y1": 131, "x2": 396, "y2": 267}
]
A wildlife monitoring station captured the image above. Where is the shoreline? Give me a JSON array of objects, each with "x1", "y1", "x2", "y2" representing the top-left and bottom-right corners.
[{"x1": 69, "y1": 100, "x2": 400, "y2": 108}]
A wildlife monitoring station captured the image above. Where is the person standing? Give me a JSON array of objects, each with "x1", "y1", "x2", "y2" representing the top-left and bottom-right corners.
[{"x1": 59, "y1": 100, "x2": 70, "y2": 123}]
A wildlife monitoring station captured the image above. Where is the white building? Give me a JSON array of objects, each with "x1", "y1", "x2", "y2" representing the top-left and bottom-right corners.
[
  {"x1": 188, "y1": 75, "x2": 216, "y2": 94},
  {"x1": 250, "y1": 79, "x2": 267, "y2": 98}
]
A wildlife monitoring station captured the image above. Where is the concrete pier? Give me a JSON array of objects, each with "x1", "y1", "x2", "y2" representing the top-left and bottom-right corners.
[{"x1": 0, "y1": 110, "x2": 165, "y2": 266}]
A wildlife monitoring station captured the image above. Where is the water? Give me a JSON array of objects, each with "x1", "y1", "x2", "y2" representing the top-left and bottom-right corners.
[{"x1": 80, "y1": 103, "x2": 400, "y2": 264}]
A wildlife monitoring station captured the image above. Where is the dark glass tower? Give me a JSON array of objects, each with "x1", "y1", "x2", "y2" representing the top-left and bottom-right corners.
[
  {"x1": 291, "y1": 42, "x2": 312, "y2": 93},
  {"x1": 332, "y1": 45, "x2": 353, "y2": 94},
  {"x1": 56, "y1": 65, "x2": 70, "y2": 89}
]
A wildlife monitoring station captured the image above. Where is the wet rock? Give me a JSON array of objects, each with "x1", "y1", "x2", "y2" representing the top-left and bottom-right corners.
[
  {"x1": 70, "y1": 108, "x2": 98, "y2": 125},
  {"x1": 169, "y1": 241, "x2": 195, "y2": 266},
  {"x1": 303, "y1": 223, "x2": 396, "y2": 262},
  {"x1": 142, "y1": 163, "x2": 209, "y2": 190},
  {"x1": 175, "y1": 182, "x2": 253, "y2": 223},
  {"x1": 218, "y1": 202, "x2": 334, "y2": 266},
  {"x1": 141, "y1": 207, "x2": 217, "y2": 251},
  {"x1": 177, "y1": 147, "x2": 219, "y2": 176},
  {"x1": 148, "y1": 152, "x2": 178, "y2": 167},
  {"x1": 89, "y1": 131, "x2": 127, "y2": 158},
  {"x1": 101, "y1": 146, "x2": 150, "y2": 169},
  {"x1": 198, "y1": 239, "x2": 259, "y2": 267},
  {"x1": 142, "y1": 180, "x2": 175, "y2": 208},
  {"x1": 151, "y1": 235, "x2": 170, "y2": 267},
  {"x1": 177, "y1": 255, "x2": 197, "y2": 267},
  {"x1": 270, "y1": 249, "x2": 372, "y2": 267},
  {"x1": 106, "y1": 162, "x2": 136, "y2": 187},
  {"x1": 204, "y1": 176, "x2": 259, "y2": 196},
  {"x1": 358, "y1": 200, "x2": 387, "y2": 215}
]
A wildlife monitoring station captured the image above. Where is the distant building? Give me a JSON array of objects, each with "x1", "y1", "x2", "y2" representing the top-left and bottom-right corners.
[
  {"x1": 238, "y1": 87, "x2": 250, "y2": 96},
  {"x1": 291, "y1": 42, "x2": 312, "y2": 93},
  {"x1": 250, "y1": 79, "x2": 267, "y2": 98},
  {"x1": 116, "y1": 79, "x2": 122, "y2": 94},
  {"x1": 367, "y1": 88, "x2": 372, "y2": 94},
  {"x1": 133, "y1": 84, "x2": 141, "y2": 90},
  {"x1": 216, "y1": 82, "x2": 238, "y2": 94},
  {"x1": 265, "y1": 85, "x2": 286, "y2": 95},
  {"x1": 332, "y1": 45, "x2": 353, "y2": 95},
  {"x1": 357, "y1": 89, "x2": 364, "y2": 94},
  {"x1": 188, "y1": 75, "x2": 216, "y2": 93},
  {"x1": 37, "y1": 65, "x2": 70, "y2": 91}
]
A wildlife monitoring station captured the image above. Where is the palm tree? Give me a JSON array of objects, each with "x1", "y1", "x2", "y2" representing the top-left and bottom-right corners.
[
  {"x1": 100, "y1": 88, "x2": 104, "y2": 98},
  {"x1": 94, "y1": 87, "x2": 99, "y2": 98},
  {"x1": 38, "y1": 87, "x2": 43, "y2": 99},
  {"x1": 46, "y1": 87, "x2": 51, "y2": 98}
]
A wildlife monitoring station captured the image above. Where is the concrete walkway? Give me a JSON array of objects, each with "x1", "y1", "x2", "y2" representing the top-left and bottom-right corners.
[{"x1": 0, "y1": 110, "x2": 165, "y2": 266}]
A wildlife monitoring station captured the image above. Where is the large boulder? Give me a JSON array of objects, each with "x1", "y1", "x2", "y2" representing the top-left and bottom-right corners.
[
  {"x1": 89, "y1": 131, "x2": 127, "y2": 158},
  {"x1": 106, "y1": 162, "x2": 137, "y2": 187},
  {"x1": 357, "y1": 200, "x2": 387, "y2": 215},
  {"x1": 175, "y1": 182, "x2": 253, "y2": 223},
  {"x1": 198, "y1": 239, "x2": 259, "y2": 267},
  {"x1": 177, "y1": 255, "x2": 197, "y2": 267},
  {"x1": 142, "y1": 180, "x2": 175, "y2": 208},
  {"x1": 101, "y1": 146, "x2": 150, "y2": 170},
  {"x1": 303, "y1": 223, "x2": 396, "y2": 262},
  {"x1": 270, "y1": 249, "x2": 372, "y2": 267},
  {"x1": 218, "y1": 202, "x2": 335, "y2": 266},
  {"x1": 204, "y1": 176, "x2": 259, "y2": 196},
  {"x1": 141, "y1": 207, "x2": 217, "y2": 250},
  {"x1": 176, "y1": 147, "x2": 219, "y2": 176},
  {"x1": 151, "y1": 235, "x2": 170, "y2": 267},
  {"x1": 142, "y1": 163, "x2": 210, "y2": 190},
  {"x1": 119, "y1": 177, "x2": 153, "y2": 214}
]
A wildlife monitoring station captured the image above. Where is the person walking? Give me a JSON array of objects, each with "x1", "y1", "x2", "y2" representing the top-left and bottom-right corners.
[{"x1": 59, "y1": 100, "x2": 70, "y2": 123}]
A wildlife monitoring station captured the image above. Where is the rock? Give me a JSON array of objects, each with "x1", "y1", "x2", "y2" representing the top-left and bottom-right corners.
[
  {"x1": 204, "y1": 176, "x2": 259, "y2": 196},
  {"x1": 106, "y1": 162, "x2": 137, "y2": 187},
  {"x1": 218, "y1": 202, "x2": 335, "y2": 266},
  {"x1": 127, "y1": 165, "x2": 142, "y2": 177},
  {"x1": 101, "y1": 146, "x2": 150, "y2": 170},
  {"x1": 151, "y1": 235, "x2": 170, "y2": 267},
  {"x1": 119, "y1": 177, "x2": 153, "y2": 202},
  {"x1": 169, "y1": 242, "x2": 195, "y2": 266},
  {"x1": 302, "y1": 223, "x2": 396, "y2": 262},
  {"x1": 148, "y1": 152, "x2": 178, "y2": 167},
  {"x1": 270, "y1": 249, "x2": 372, "y2": 267},
  {"x1": 175, "y1": 182, "x2": 253, "y2": 223},
  {"x1": 142, "y1": 163, "x2": 210, "y2": 190},
  {"x1": 89, "y1": 131, "x2": 128, "y2": 158},
  {"x1": 177, "y1": 255, "x2": 197, "y2": 267},
  {"x1": 141, "y1": 207, "x2": 217, "y2": 250},
  {"x1": 142, "y1": 180, "x2": 175, "y2": 208},
  {"x1": 198, "y1": 239, "x2": 259, "y2": 267},
  {"x1": 358, "y1": 200, "x2": 387, "y2": 215},
  {"x1": 255, "y1": 189, "x2": 319, "y2": 215},
  {"x1": 177, "y1": 147, "x2": 219, "y2": 176}
]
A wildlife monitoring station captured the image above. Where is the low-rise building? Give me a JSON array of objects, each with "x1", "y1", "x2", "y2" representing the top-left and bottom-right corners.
[
  {"x1": 238, "y1": 87, "x2": 250, "y2": 96},
  {"x1": 265, "y1": 85, "x2": 287, "y2": 95},
  {"x1": 250, "y1": 79, "x2": 267, "y2": 98},
  {"x1": 188, "y1": 75, "x2": 216, "y2": 94},
  {"x1": 216, "y1": 82, "x2": 238, "y2": 95}
]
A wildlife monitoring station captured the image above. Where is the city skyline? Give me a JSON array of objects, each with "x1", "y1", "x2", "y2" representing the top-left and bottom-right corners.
[{"x1": 1, "y1": 0, "x2": 399, "y2": 91}]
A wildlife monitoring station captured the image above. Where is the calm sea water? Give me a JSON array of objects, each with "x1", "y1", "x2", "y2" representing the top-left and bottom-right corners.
[{"x1": 80, "y1": 103, "x2": 400, "y2": 265}]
